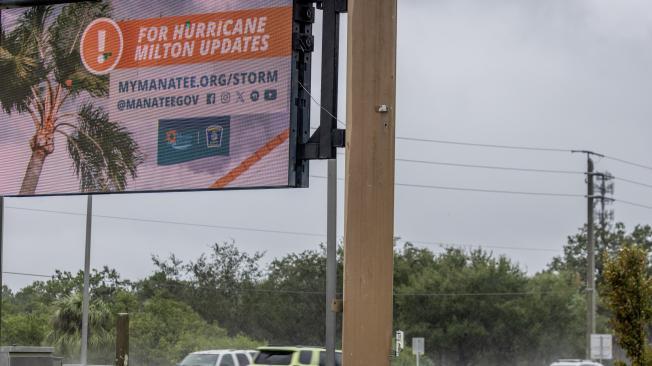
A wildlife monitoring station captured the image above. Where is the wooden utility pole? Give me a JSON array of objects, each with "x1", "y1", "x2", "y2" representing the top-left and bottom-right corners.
[
  {"x1": 586, "y1": 157, "x2": 596, "y2": 359},
  {"x1": 342, "y1": 0, "x2": 397, "y2": 365},
  {"x1": 116, "y1": 313, "x2": 129, "y2": 366},
  {"x1": 573, "y1": 150, "x2": 600, "y2": 360}
]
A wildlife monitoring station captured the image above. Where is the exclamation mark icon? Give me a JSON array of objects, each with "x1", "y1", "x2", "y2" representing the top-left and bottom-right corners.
[{"x1": 96, "y1": 30, "x2": 106, "y2": 64}]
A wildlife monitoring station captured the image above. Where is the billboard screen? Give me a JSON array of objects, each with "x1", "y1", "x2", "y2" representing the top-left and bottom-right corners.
[{"x1": 0, "y1": 0, "x2": 310, "y2": 196}]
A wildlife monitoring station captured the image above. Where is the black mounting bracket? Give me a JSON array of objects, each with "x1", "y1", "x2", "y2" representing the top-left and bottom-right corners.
[
  {"x1": 289, "y1": 0, "x2": 316, "y2": 187},
  {"x1": 297, "y1": 0, "x2": 347, "y2": 161},
  {"x1": 316, "y1": 0, "x2": 348, "y2": 14}
]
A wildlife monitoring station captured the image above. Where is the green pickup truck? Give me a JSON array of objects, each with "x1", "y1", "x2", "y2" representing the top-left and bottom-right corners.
[{"x1": 251, "y1": 347, "x2": 342, "y2": 366}]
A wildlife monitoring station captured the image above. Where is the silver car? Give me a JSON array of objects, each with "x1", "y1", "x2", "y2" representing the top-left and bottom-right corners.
[
  {"x1": 551, "y1": 360, "x2": 604, "y2": 366},
  {"x1": 179, "y1": 350, "x2": 258, "y2": 366}
]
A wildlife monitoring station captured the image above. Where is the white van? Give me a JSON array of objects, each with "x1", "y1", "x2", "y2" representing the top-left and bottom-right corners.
[
  {"x1": 179, "y1": 350, "x2": 258, "y2": 366},
  {"x1": 550, "y1": 360, "x2": 604, "y2": 366}
]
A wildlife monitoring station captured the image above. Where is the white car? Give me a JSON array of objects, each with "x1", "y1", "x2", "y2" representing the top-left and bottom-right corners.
[
  {"x1": 551, "y1": 360, "x2": 604, "y2": 366},
  {"x1": 179, "y1": 350, "x2": 258, "y2": 366}
]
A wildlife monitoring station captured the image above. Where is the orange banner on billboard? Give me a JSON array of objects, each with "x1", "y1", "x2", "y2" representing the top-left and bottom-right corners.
[{"x1": 105, "y1": 7, "x2": 293, "y2": 69}]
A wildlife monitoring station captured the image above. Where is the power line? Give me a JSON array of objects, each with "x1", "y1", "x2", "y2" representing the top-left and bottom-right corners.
[
  {"x1": 339, "y1": 152, "x2": 650, "y2": 189},
  {"x1": 2, "y1": 271, "x2": 50, "y2": 278},
  {"x1": 395, "y1": 290, "x2": 562, "y2": 297},
  {"x1": 4, "y1": 191, "x2": 647, "y2": 262},
  {"x1": 1, "y1": 273, "x2": 572, "y2": 298},
  {"x1": 4, "y1": 206, "x2": 571, "y2": 253},
  {"x1": 614, "y1": 199, "x2": 652, "y2": 210},
  {"x1": 140, "y1": 281, "x2": 568, "y2": 298},
  {"x1": 5, "y1": 206, "x2": 327, "y2": 239},
  {"x1": 145, "y1": 281, "x2": 327, "y2": 295},
  {"x1": 614, "y1": 176, "x2": 652, "y2": 190},
  {"x1": 400, "y1": 139, "x2": 652, "y2": 175},
  {"x1": 340, "y1": 153, "x2": 652, "y2": 193},
  {"x1": 299, "y1": 90, "x2": 566, "y2": 153},
  {"x1": 302, "y1": 92, "x2": 652, "y2": 174},
  {"x1": 302, "y1": 93, "x2": 570, "y2": 154},
  {"x1": 312, "y1": 175, "x2": 652, "y2": 209},
  {"x1": 604, "y1": 155, "x2": 652, "y2": 173},
  {"x1": 394, "y1": 159, "x2": 651, "y2": 194},
  {"x1": 410, "y1": 240, "x2": 562, "y2": 253},
  {"x1": 397, "y1": 182, "x2": 584, "y2": 197},
  {"x1": 393, "y1": 137, "x2": 652, "y2": 175},
  {"x1": 391, "y1": 156, "x2": 652, "y2": 195},
  {"x1": 393, "y1": 157, "x2": 584, "y2": 175},
  {"x1": 394, "y1": 137, "x2": 652, "y2": 175},
  {"x1": 395, "y1": 136, "x2": 572, "y2": 153},
  {"x1": 310, "y1": 175, "x2": 584, "y2": 198}
]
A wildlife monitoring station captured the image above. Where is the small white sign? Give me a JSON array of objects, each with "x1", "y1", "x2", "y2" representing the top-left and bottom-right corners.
[
  {"x1": 412, "y1": 337, "x2": 425, "y2": 355},
  {"x1": 395, "y1": 331, "x2": 405, "y2": 357},
  {"x1": 396, "y1": 331, "x2": 405, "y2": 350},
  {"x1": 590, "y1": 334, "x2": 613, "y2": 360}
]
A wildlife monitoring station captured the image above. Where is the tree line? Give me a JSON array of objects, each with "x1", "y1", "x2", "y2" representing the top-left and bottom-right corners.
[{"x1": 2, "y1": 223, "x2": 651, "y2": 366}]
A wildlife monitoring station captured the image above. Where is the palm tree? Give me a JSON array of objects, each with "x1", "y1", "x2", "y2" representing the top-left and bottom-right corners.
[
  {"x1": 0, "y1": 4, "x2": 142, "y2": 195},
  {"x1": 46, "y1": 292, "x2": 114, "y2": 363}
]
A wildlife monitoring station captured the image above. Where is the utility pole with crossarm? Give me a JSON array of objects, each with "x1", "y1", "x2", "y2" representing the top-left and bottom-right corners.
[{"x1": 572, "y1": 150, "x2": 605, "y2": 360}]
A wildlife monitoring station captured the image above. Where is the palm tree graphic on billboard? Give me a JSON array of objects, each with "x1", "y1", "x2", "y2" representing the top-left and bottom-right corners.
[{"x1": 0, "y1": 3, "x2": 142, "y2": 195}]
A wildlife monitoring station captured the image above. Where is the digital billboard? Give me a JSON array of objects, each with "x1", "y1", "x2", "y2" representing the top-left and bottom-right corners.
[{"x1": 0, "y1": 0, "x2": 311, "y2": 196}]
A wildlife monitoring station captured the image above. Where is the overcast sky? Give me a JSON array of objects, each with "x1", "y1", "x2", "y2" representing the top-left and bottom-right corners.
[{"x1": 3, "y1": 0, "x2": 652, "y2": 290}]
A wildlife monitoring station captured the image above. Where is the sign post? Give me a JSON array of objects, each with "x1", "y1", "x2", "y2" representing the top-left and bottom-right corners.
[
  {"x1": 116, "y1": 313, "x2": 129, "y2": 366},
  {"x1": 321, "y1": 1, "x2": 343, "y2": 365},
  {"x1": 412, "y1": 338, "x2": 424, "y2": 366},
  {"x1": 590, "y1": 334, "x2": 612, "y2": 362},
  {"x1": 80, "y1": 195, "x2": 93, "y2": 366}
]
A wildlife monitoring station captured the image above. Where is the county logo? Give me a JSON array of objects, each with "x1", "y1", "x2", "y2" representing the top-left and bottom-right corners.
[
  {"x1": 206, "y1": 126, "x2": 224, "y2": 148},
  {"x1": 165, "y1": 129, "x2": 195, "y2": 151},
  {"x1": 157, "y1": 117, "x2": 230, "y2": 166}
]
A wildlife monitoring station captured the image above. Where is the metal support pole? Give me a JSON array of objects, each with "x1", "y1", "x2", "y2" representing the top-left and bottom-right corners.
[
  {"x1": 81, "y1": 195, "x2": 93, "y2": 366},
  {"x1": 318, "y1": 0, "x2": 341, "y2": 159},
  {"x1": 325, "y1": 159, "x2": 338, "y2": 366},
  {"x1": 321, "y1": 2, "x2": 342, "y2": 366},
  {"x1": 586, "y1": 157, "x2": 595, "y2": 360}
]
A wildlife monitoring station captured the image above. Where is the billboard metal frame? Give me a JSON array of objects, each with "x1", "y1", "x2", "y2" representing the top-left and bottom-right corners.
[
  {"x1": 292, "y1": 0, "x2": 347, "y2": 185},
  {"x1": 289, "y1": 0, "x2": 315, "y2": 188},
  {"x1": 297, "y1": 0, "x2": 346, "y2": 162}
]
